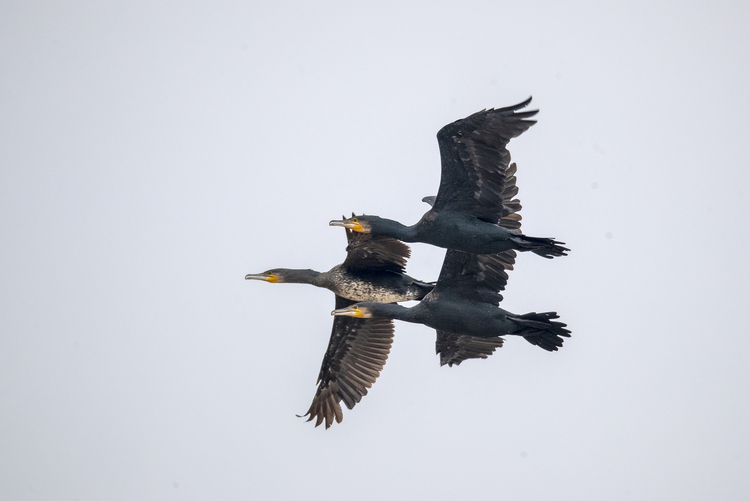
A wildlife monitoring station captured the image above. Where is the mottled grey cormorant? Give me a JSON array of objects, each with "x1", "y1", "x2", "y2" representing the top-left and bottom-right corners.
[
  {"x1": 329, "y1": 97, "x2": 568, "y2": 258},
  {"x1": 245, "y1": 226, "x2": 432, "y2": 303},
  {"x1": 246, "y1": 226, "x2": 428, "y2": 429}
]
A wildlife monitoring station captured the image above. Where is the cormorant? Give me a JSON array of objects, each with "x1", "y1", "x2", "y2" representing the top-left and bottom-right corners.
[
  {"x1": 245, "y1": 225, "x2": 432, "y2": 303},
  {"x1": 246, "y1": 226, "x2": 506, "y2": 428},
  {"x1": 245, "y1": 226, "x2": 426, "y2": 429},
  {"x1": 329, "y1": 97, "x2": 569, "y2": 258},
  {"x1": 332, "y1": 249, "x2": 571, "y2": 353}
]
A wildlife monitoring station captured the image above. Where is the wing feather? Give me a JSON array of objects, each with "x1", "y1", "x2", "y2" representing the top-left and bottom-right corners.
[
  {"x1": 341, "y1": 214, "x2": 411, "y2": 273},
  {"x1": 432, "y1": 251, "x2": 512, "y2": 306},
  {"x1": 429, "y1": 156, "x2": 526, "y2": 305},
  {"x1": 435, "y1": 330, "x2": 505, "y2": 367},
  {"x1": 433, "y1": 98, "x2": 537, "y2": 224},
  {"x1": 299, "y1": 296, "x2": 394, "y2": 429}
]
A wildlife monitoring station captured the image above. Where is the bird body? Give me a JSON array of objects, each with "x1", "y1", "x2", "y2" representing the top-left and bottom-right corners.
[
  {"x1": 349, "y1": 211, "x2": 552, "y2": 256},
  {"x1": 324, "y1": 265, "x2": 432, "y2": 303},
  {"x1": 358, "y1": 296, "x2": 507, "y2": 336},
  {"x1": 410, "y1": 292, "x2": 518, "y2": 337},
  {"x1": 332, "y1": 250, "x2": 570, "y2": 351},
  {"x1": 335, "y1": 294, "x2": 568, "y2": 351}
]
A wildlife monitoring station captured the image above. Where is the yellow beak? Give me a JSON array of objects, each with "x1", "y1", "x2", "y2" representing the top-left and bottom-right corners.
[{"x1": 329, "y1": 219, "x2": 364, "y2": 232}]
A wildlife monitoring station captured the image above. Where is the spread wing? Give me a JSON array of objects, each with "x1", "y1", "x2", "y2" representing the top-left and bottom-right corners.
[
  {"x1": 433, "y1": 98, "x2": 537, "y2": 224},
  {"x1": 341, "y1": 214, "x2": 411, "y2": 274},
  {"x1": 432, "y1": 250, "x2": 512, "y2": 306},
  {"x1": 429, "y1": 153, "x2": 526, "y2": 306},
  {"x1": 299, "y1": 296, "x2": 394, "y2": 429},
  {"x1": 429, "y1": 251, "x2": 512, "y2": 365},
  {"x1": 435, "y1": 331, "x2": 505, "y2": 367}
]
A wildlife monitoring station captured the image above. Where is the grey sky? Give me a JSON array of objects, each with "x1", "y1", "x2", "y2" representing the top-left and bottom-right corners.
[{"x1": 2, "y1": 1, "x2": 749, "y2": 499}]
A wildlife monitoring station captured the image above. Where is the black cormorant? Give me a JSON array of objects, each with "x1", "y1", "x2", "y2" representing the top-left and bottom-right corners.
[
  {"x1": 329, "y1": 98, "x2": 568, "y2": 258},
  {"x1": 332, "y1": 249, "x2": 571, "y2": 353}
]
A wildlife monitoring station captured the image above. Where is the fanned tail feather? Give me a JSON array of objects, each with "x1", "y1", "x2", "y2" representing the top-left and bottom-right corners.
[
  {"x1": 509, "y1": 234, "x2": 569, "y2": 259},
  {"x1": 510, "y1": 312, "x2": 571, "y2": 352}
]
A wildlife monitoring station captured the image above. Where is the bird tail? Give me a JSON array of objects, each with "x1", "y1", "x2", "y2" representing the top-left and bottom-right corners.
[
  {"x1": 509, "y1": 234, "x2": 569, "y2": 259},
  {"x1": 509, "y1": 312, "x2": 571, "y2": 352}
]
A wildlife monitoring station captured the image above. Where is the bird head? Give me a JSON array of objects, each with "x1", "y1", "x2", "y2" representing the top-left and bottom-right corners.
[
  {"x1": 331, "y1": 303, "x2": 373, "y2": 318},
  {"x1": 244, "y1": 269, "x2": 283, "y2": 283},
  {"x1": 329, "y1": 215, "x2": 372, "y2": 233}
]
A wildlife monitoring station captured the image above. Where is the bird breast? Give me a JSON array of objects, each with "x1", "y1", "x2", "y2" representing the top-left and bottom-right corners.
[{"x1": 327, "y1": 269, "x2": 419, "y2": 303}]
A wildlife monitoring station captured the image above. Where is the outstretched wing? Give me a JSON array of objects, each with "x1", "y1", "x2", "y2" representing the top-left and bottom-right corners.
[
  {"x1": 433, "y1": 98, "x2": 537, "y2": 224},
  {"x1": 435, "y1": 330, "x2": 505, "y2": 367},
  {"x1": 432, "y1": 250, "x2": 512, "y2": 306},
  {"x1": 341, "y1": 213, "x2": 411, "y2": 274},
  {"x1": 299, "y1": 296, "x2": 394, "y2": 429}
]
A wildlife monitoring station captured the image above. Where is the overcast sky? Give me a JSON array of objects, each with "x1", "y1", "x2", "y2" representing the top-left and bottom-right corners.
[{"x1": 2, "y1": 1, "x2": 749, "y2": 500}]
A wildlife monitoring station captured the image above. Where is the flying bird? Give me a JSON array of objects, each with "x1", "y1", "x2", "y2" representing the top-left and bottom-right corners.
[
  {"x1": 332, "y1": 248, "x2": 571, "y2": 354},
  {"x1": 246, "y1": 226, "x2": 427, "y2": 429},
  {"x1": 245, "y1": 224, "x2": 432, "y2": 304},
  {"x1": 329, "y1": 97, "x2": 568, "y2": 258}
]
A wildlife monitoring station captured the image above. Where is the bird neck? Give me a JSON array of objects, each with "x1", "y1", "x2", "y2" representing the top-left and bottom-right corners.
[
  {"x1": 369, "y1": 303, "x2": 420, "y2": 323},
  {"x1": 372, "y1": 218, "x2": 419, "y2": 242},
  {"x1": 281, "y1": 269, "x2": 324, "y2": 285}
]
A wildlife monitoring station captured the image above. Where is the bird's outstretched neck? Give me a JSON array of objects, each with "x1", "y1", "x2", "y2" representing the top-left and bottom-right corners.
[
  {"x1": 371, "y1": 218, "x2": 419, "y2": 242},
  {"x1": 246, "y1": 268, "x2": 323, "y2": 285}
]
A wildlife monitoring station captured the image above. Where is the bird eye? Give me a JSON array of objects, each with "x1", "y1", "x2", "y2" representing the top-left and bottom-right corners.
[{"x1": 351, "y1": 218, "x2": 358, "y2": 223}]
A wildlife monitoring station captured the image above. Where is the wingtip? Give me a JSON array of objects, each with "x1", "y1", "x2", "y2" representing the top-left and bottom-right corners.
[
  {"x1": 507, "y1": 96, "x2": 533, "y2": 110},
  {"x1": 509, "y1": 96, "x2": 537, "y2": 118}
]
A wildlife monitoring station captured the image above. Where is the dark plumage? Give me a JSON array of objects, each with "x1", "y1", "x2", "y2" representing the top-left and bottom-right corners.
[
  {"x1": 303, "y1": 294, "x2": 394, "y2": 429},
  {"x1": 329, "y1": 98, "x2": 568, "y2": 258},
  {"x1": 333, "y1": 250, "x2": 571, "y2": 356}
]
